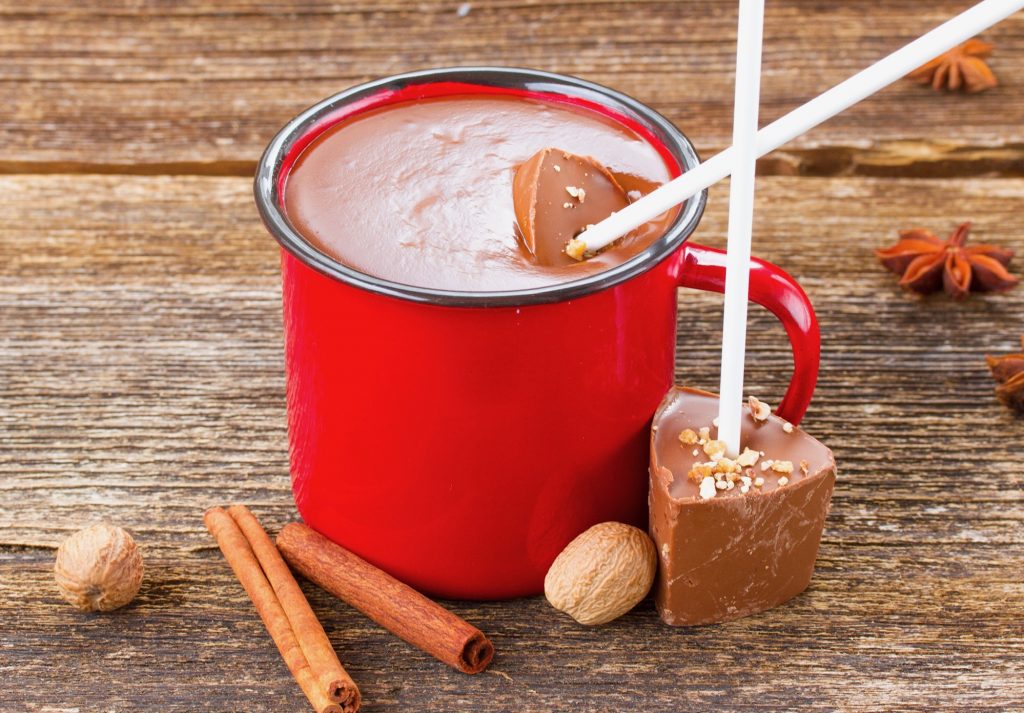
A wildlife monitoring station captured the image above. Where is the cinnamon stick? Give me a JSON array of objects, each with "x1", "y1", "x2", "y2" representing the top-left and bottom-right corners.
[
  {"x1": 277, "y1": 523, "x2": 494, "y2": 674},
  {"x1": 204, "y1": 508, "x2": 357, "y2": 713},
  {"x1": 227, "y1": 506, "x2": 360, "y2": 712}
]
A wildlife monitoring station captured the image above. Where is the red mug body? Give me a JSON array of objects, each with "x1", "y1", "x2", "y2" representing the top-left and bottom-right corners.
[{"x1": 256, "y1": 68, "x2": 820, "y2": 599}]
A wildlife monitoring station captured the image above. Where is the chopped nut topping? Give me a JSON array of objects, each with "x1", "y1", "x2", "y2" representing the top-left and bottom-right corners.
[
  {"x1": 679, "y1": 428, "x2": 699, "y2": 446},
  {"x1": 562, "y1": 201, "x2": 573, "y2": 209},
  {"x1": 703, "y1": 439, "x2": 727, "y2": 460},
  {"x1": 782, "y1": 422, "x2": 794, "y2": 434},
  {"x1": 681, "y1": 420, "x2": 810, "y2": 501},
  {"x1": 712, "y1": 417, "x2": 720, "y2": 427},
  {"x1": 717, "y1": 457, "x2": 737, "y2": 473},
  {"x1": 565, "y1": 238, "x2": 586, "y2": 261},
  {"x1": 553, "y1": 164, "x2": 561, "y2": 172},
  {"x1": 736, "y1": 447, "x2": 759, "y2": 467},
  {"x1": 748, "y1": 396, "x2": 771, "y2": 422},
  {"x1": 565, "y1": 186, "x2": 582, "y2": 199},
  {"x1": 687, "y1": 463, "x2": 714, "y2": 483},
  {"x1": 699, "y1": 477, "x2": 717, "y2": 500},
  {"x1": 577, "y1": 188, "x2": 586, "y2": 203}
]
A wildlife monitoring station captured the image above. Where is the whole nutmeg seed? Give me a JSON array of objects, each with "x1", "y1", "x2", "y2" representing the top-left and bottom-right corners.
[
  {"x1": 544, "y1": 521, "x2": 656, "y2": 625},
  {"x1": 54, "y1": 524, "x2": 143, "y2": 612}
]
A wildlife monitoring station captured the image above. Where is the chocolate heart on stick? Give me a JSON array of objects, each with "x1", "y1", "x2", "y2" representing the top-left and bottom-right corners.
[
  {"x1": 512, "y1": 148, "x2": 630, "y2": 265},
  {"x1": 649, "y1": 387, "x2": 836, "y2": 626}
]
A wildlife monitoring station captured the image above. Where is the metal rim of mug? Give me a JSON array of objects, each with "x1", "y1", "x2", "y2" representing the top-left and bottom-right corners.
[{"x1": 254, "y1": 66, "x2": 708, "y2": 307}]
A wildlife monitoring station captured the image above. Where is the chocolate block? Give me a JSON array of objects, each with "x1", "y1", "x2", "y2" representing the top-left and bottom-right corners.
[
  {"x1": 512, "y1": 148, "x2": 629, "y2": 265},
  {"x1": 649, "y1": 387, "x2": 836, "y2": 626}
]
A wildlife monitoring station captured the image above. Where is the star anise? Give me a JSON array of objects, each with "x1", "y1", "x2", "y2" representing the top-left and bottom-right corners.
[
  {"x1": 876, "y1": 222, "x2": 1018, "y2": 298},
  {"x1": 986, "y1": 336, "x2": 1024, "y2": 414},
  {"x1": 907, "y1": 39, "x2": 998, "y2": 93}
]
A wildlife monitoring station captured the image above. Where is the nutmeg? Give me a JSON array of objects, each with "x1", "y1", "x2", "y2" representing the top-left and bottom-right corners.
[
  {"x1": 544, "y1": 521, "x2": 656, "y2": 625},
  {"x1": 54, "y1": 524, "x2": 143, "y2": 612}
]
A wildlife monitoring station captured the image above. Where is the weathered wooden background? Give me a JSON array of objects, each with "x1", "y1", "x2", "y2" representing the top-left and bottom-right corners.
[{"x1": 1, "y1": 1, "x2": 1022, "y2": 711}]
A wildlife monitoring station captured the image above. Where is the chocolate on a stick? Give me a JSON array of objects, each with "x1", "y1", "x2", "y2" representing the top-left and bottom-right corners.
[
  {"x1": 512, "y1": 148, "x2": 630, "y2": 265},
  {"x1": 649, "y1": 387, "x2": 836, "y2": 626}
]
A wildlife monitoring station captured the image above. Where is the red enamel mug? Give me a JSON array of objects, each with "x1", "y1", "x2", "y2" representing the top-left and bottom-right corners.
[{"x1": 255, "y1": 67, "x2": 819, "y2": 600}]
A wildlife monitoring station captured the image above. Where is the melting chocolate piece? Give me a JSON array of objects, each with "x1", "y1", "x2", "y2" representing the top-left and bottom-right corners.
[
  {"x1": 649, "y1": 387, "x2": 836, "y2": 626},
  {"x1": 512, "y1": 148, "x2": 630, "y2": 266}
]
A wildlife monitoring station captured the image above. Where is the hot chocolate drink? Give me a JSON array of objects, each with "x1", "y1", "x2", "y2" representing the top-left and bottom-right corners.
[{"x1": 283, "y1": 94, "x2": 675, "y2": 291}]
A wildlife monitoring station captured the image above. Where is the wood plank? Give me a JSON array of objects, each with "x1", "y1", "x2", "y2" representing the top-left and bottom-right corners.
[
  {"x1": 1, "y1": 1, "x2": 1023, "y2": 173},
  {"x1": 2, "y1": 174, "x2": 1024, "y2": 548},
  {"x1": 1, "y1": 173, "x2": 1022, "y2": 709},
  {"x1": 1, "y1": 541, "x2": 1021, "y2": 712}
]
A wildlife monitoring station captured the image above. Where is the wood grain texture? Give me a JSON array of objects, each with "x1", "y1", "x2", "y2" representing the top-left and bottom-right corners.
[
  {"x1": 2, "y1": 174, "x2": 1022, "y2": 711},
  {"x1": 3, "y1": 1, "x2": 1024, "y2": 709},
  {"x1": 1, "y1": 0, "x2": 1023, "y2": 174}
]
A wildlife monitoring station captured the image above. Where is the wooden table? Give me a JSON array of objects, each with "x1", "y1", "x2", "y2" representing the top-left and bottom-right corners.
[{"x1": 2, "y1": 2, "x2": 1023, "y2": 711}]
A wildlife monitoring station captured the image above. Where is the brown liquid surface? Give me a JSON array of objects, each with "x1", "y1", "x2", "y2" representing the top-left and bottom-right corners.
[{"x1": 283, "y1": 95, "x2": 676, "y2": 291}]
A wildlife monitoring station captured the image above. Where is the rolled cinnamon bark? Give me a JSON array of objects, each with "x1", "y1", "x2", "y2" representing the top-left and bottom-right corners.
[
  {"x1": 277, "y1": 522, "x2": 494, "y2": 674},
  {"x1": 203, "y1": 508, "x2": 353, "y2": 713},
  {"x1": 227, "y1": 506, "x2": 360, "y2": 711}
]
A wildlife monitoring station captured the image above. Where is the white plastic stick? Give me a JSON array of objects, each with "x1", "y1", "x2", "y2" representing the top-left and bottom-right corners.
[
  {"x1": 574, "y1": 0, "x2": 1024, "y2": 253},
  {"x1": 717, "y1": 0, "x2": 765, "y2": 457}
]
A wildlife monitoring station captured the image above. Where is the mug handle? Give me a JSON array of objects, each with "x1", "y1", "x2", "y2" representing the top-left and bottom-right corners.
[{"x1": 672, "y1": 242, "x2": 820, "y2": 425}]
